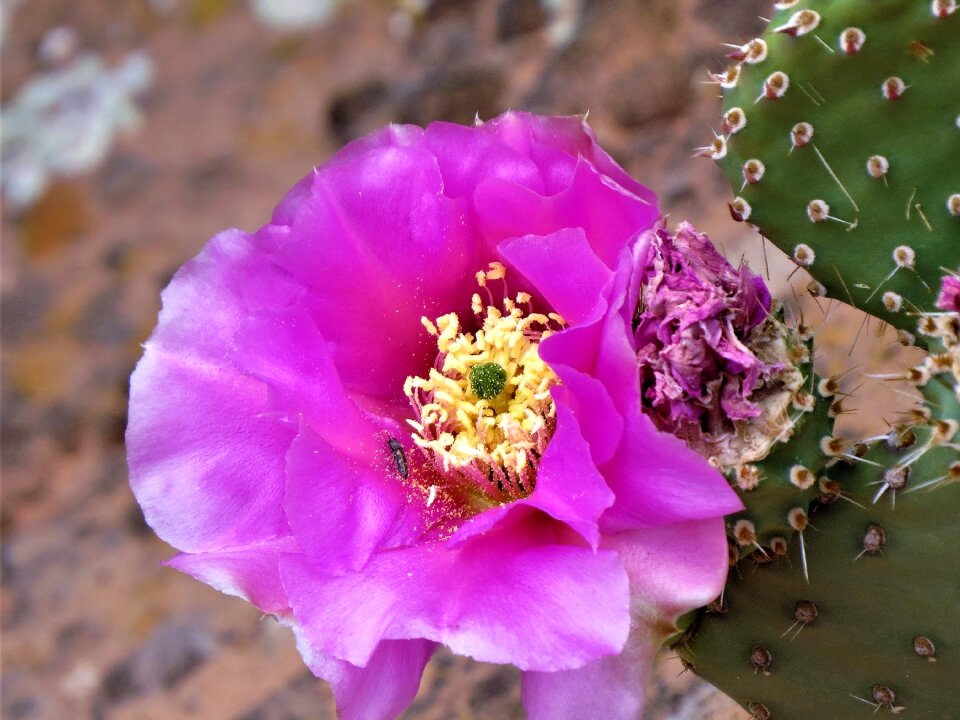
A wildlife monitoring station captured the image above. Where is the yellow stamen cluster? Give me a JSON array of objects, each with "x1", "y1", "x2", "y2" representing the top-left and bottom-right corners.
[{"x1": 404, "y1": 263, "x2": 563, "y2": 500}]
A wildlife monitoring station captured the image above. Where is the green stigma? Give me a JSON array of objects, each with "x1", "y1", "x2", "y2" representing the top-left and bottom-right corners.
[{"x1": 469, "y1": 362, "x2": 508, "y2": 400}]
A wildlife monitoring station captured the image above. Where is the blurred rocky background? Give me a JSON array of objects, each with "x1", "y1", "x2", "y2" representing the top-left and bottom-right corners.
[{"x1": 2, "y1": 1, "x2": 911, "y2": 718}]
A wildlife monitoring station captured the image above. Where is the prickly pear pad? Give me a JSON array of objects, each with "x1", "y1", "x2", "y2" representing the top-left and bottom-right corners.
[
  {"x1": 716, "y1": 0, "x2": 960, "y2": 332},
  {"x1": 680, "y1": 414, "x2": 959, "y2": 718}
]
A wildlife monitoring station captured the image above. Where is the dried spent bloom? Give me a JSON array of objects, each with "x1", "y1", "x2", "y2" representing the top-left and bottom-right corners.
[
  {"x1": 634, "y1": 223, "x2": 803, "y2": 467},
  {"x1": 127, "y1": 112, "x2": 742, "y2": 720}
]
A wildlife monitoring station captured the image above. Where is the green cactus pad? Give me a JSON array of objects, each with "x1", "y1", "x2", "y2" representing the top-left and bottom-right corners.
[
  {"x1": 715, "y1": 0, "x2": 960, "y2": 332},
  {"x1": 681, "y1": 384, "x2": 960, "y2": 719}
]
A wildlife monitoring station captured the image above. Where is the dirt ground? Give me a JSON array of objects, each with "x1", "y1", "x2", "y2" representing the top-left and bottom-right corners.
[{"x1": 1, "y1": 1, "x2": 913, "y2": 718}]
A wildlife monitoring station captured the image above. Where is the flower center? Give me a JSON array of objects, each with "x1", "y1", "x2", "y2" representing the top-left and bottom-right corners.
[{"x1": 404, "y1": 263, "x2": 563, "y2": 503}]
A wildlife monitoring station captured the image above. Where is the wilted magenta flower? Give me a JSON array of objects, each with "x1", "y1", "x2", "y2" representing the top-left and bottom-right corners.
[
  {"x1": 634, "y1": 222, "x2": 800, "y2": 464},
  {"x1": 937, "y1": 275, "x2": 960, "y2": 312},
  {"x1": 127, "y1": 112, "x2": 741, "y2": 719}
]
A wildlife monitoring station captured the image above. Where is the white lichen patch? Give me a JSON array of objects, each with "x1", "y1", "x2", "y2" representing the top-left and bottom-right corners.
[
  {"x1": 248, "y1": 0, "x2": 343, "y2": 29},
  {"x1": 1, "y1": 51, "x2": 153, "y2": 210}
]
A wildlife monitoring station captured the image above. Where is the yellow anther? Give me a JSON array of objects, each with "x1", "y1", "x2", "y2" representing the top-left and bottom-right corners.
[
  {"x1": 406, "y1": 266, "x2": 565, "y2": 499},
  {"x1": 421, "y1": 316, "x2": 438, "y2": 336},
  {"x1": 485, "y1": 262, "x2": 506, "y2": 281}
]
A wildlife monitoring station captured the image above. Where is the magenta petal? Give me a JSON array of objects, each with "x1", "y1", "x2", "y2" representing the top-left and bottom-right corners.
[
  {"x1": 165, "y1": 536, "x2": 298, "y2": 614},
  {"x1": 522, "y1": 518, "x2": 731, "y2": 720},
  {"x1": 147, "y1": 229, "x2": 303, "y2": 355},
  {"x1": 600, "y1": 410, "x2": 743, "y2": 532},
  {"x1": 548, "y1": 369, "x2": 623, "y2": 466},
  {"x1": 285, "y1": 424, "x2": 415, "y2": 573},
  {"x1": 595, "y1": 249, "x2": 648, "y2": 413},
  {"x1": 528, "y1": 402, "x2": 614, "y2": 546},
  {"x1": 232, "y1": 303, "x2": 384, "y2": 456},
  {"x1": 500, "y1": 227, "x2": 613, "y2": 326},
  {"x1": 477, "y1": 111, "x2": 579, "y2": 194},
  {"x1": 450, "y1": 403, "x2": 615, "y2": 548},
  {"x1": 264, "y1": 141, "x2": 481, "y2": 398},
  {"x1": 521, "y1": 627, "x2": 655, "y2": 720},
  {"x1": 128, "y1": 350, "x2": 294, "y2": 551},
  {"x1": 127, "y1": 232, "x2": 297, "y2": 552},
  {"x1": 293, "y1": 630, "x2": 436, "y2": 720},
  {"x1": 422, "y1": 120, "x2": 546, "y2": 198},
  {"x1": 482, "y1": 112, "x2": 659, "y2": 206},
  {"x1": 604, "y1": 517, "x2": 731, "y2": 619},
  {"x1": 475, "y1": 161, "x2": 659, "y2": 269},
  {"x1": 937, "y1": 275, "x2": 960, "y2": 312},
  {"x1": 270, "y1": 172, "x2": 315, "y2": 226},
  {"x1": 281, "y1": 514, "x2": 630, "y2": 671}
]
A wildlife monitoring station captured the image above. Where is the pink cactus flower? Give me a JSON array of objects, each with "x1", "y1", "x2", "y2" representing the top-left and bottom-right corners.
[
  {"x1": 127, "y1": 112, "x2": 741, "y2": 719},
  {"x1": 937, "y1": 275, "x2": 960, "y2": 313}
]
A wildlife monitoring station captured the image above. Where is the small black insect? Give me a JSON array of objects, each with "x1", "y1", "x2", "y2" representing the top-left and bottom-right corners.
[{"x1": 387, "y1": 437, "x2": 408, "y2": 479}]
